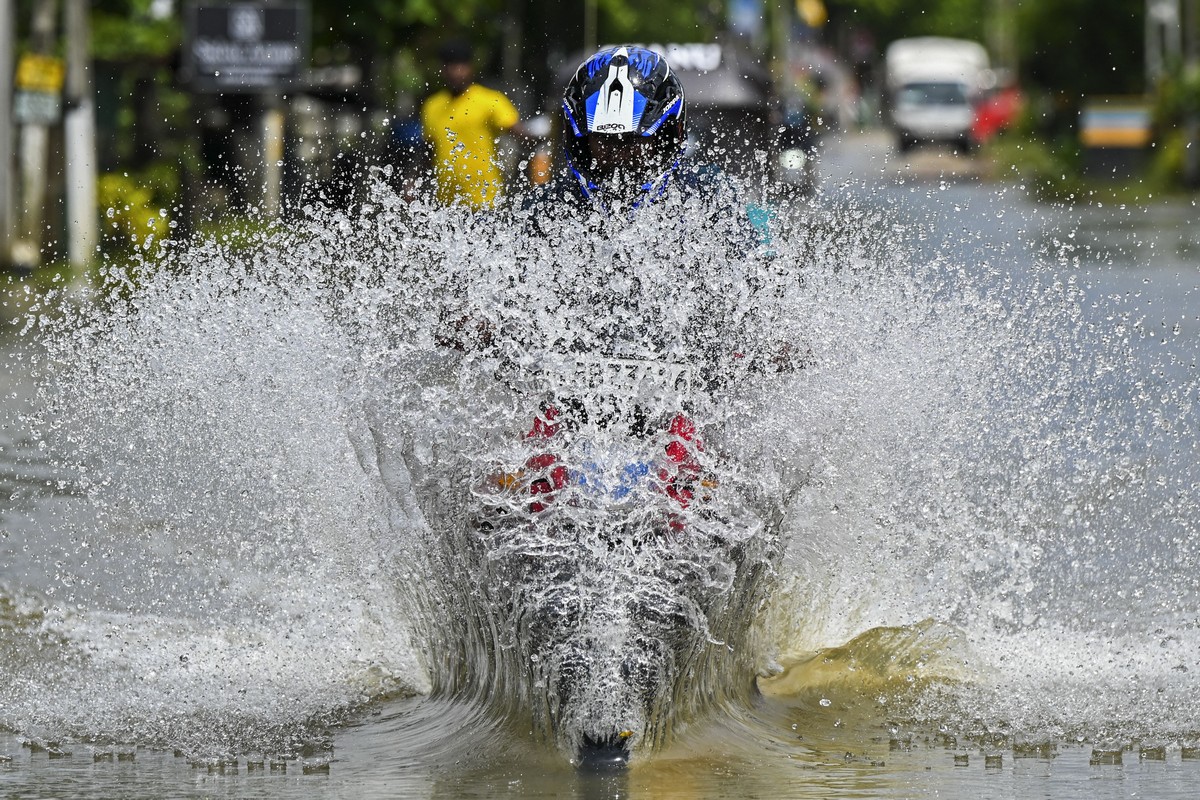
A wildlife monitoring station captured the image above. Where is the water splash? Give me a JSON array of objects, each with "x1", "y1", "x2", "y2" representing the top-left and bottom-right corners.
[{"x1": 3, "y1": 168, "x2": 1198, "y2": 762}]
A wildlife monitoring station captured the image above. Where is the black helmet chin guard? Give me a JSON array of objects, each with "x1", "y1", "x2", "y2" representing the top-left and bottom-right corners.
[{"x1": 561, "y1": 45, "x2": 687, "y2": 193}]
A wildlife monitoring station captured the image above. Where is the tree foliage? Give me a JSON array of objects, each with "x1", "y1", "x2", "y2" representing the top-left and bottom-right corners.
[
  {"x1": 594, "y1": 0, "x2": 722, "y2": 45},
  {"x1": 827, "y1": 0, "x2": 989, "y2": 42},
  {"x1": 310, "y1": 0, "x2": 507, "y2": 56},
  {"x1": 1015, "y1": 0, "x2": 1144, "y2": 96},
  {"x1": 827, "y1": 0, "x2": 1147, "y2": 96},
  {"x1": 91, "y1": 6, "x2": 180, "y2": 63}
]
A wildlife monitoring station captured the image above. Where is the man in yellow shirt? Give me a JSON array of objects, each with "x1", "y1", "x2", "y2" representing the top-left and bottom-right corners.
[{"x1": 421, "y1": 41, "x2": 523, "y2": 209}]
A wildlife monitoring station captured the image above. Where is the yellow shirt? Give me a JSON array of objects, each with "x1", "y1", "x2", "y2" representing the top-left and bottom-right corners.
[{"x1": 421, "y1": 84, "x2": 520, "y2": 208}]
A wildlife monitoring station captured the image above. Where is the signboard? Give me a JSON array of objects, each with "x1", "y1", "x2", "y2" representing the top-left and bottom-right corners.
[
  {"x1": 183, "y1": 2, "x2": 309, "y2": 92},
  {"x1": 1080, "y1": 100, "x2": 1152, "y2": 148},
  {"x1": 657, "y1": 43, "x2": 723, "y2": 72},
  {"x1": 13, "y1": 53, "x2": 64, "y2": 124},
  {"x1": 1079, "y1": 96, "x2": 1152, "y2": 179}
]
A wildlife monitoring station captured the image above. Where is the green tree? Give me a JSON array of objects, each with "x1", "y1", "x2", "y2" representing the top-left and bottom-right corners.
[
  {"x1": 826, "y1": 0, "x2": 990, "y2": 42},
  {"x1": 826, "y1": 0, "x2": 1146, "y2": 97},
  {"x1": 593, "y1": 0, "x2": 722, "y2": 44},
  {"x1": 1015, "y1": 0, "x2": 1144, "y2": 96}
]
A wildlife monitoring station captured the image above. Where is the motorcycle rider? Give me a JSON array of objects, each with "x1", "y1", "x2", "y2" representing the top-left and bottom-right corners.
[
  {"x1": 516, "y1": 45, "x2": 769, "y2": 520},
  {"x1": 526, "y1": 45, "x2": 761, "y2": 228}
]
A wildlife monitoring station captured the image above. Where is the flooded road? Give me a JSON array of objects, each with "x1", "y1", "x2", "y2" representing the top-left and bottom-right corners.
[{"x1": 2, "y1": 128, "x2": 1200, "y2": 798}]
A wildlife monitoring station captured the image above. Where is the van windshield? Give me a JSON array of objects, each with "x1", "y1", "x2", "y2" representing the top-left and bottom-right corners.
[{"x1": 897, "y1": 82, "x2": 969, "y2": 107}]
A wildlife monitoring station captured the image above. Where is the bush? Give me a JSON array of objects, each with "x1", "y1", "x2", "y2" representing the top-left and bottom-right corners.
[
  {"x1": 97, "y1": 162, "x2": 180, "y2": 252},
  {"x1": 984, "y1": 133, "x2": 1084, "y2": 201},
  {"x1": 1149, "y1": 64, "x2": 1200, "y2": 191}
]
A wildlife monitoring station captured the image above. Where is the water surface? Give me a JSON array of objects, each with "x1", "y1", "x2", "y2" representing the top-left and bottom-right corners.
[{"x1": 2, "y1": 130, "x2": 1199, "y2": 798}]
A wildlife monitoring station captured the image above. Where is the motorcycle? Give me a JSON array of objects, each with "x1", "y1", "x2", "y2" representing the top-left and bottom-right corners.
[{"x1": 447, "y1": 352, "x2": 781, "y2": 766}]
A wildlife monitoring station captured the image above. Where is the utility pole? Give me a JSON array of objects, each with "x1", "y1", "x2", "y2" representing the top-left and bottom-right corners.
[
  {"x1": 502, "y1": 0, "x2": 522, "y2": 88},
  {"x1": 769, "y1": 0, "x2": 790, "y2": 70},
  {"x1": 14, "y1": 0, "x2": 58, "y2": 269},
  {"x1": 1146, "y1": 0, "x2": 1182, "y2": 87},
  {"x1": 0, "y1": 0, "x2": 14, "y2": 267},
  {"x1": 583, "y1": 0, "x2": 596, "y2": 52},
  {"x1": 64, "y1": 0, "x2": 96, "y2": 273},
  {"x1": 1184, "y1": 0, "x2": 1200, "y2": 186},
  {"x1": 262, "y1": 95, "x2": 285, "y2": 217},
  {"x1": 989, "y1": 0, "x2": 1018, "y2": 83}
]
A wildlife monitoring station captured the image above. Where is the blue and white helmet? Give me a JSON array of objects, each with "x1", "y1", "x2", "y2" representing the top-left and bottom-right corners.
[{"x1": 561, "y1": 45, "x2": 687, "y2": 192}]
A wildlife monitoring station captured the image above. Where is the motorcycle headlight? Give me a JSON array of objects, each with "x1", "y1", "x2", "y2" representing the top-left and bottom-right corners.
[{"x1": 779, "y1": 148, "x2": 808, "y2": 171}]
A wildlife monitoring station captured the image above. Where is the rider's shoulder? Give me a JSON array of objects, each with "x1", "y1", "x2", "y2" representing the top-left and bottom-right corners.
[{"x1": 672, "y1": 160, "x2": 742, "y2": 201}]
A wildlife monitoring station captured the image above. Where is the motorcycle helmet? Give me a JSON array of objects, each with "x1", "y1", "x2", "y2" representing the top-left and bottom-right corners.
[{"x1": 561, "y1": 45, "x2": 686, "y2": 197}]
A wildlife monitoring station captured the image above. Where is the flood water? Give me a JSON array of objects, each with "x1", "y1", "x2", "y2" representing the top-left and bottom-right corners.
[{"x1": 2, "y1": 129, "x2": 1200, "y2": 798}]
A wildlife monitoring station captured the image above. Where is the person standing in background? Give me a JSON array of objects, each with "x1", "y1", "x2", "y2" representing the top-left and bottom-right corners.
[{"x1": 421, "y1": 40, "x2": 525, "y2": 209}]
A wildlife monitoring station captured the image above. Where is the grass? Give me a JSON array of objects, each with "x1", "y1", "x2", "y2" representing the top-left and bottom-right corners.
[{"x1": 982, "y1": 133, "x2": 1190, "y2": 206}]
